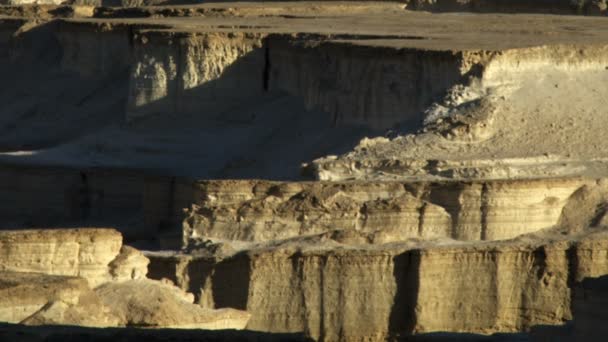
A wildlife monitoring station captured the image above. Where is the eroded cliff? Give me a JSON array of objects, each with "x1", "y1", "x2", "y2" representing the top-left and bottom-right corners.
[{"x1": 1, "y1": 2, "x2": 608, "y2": 341}]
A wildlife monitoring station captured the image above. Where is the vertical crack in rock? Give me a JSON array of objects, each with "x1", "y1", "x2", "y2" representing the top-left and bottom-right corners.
[
  {"x1": 480, "y1": 182, "x2": 489, "y2": 240},
  {"x1": 389, "y1": 251, "x2": 419, "y2": 338},
  {"x1": 318, "y1": 255, "x2": 327, "y2": 341},
  {"x1": 417, "y1": 202, "x2": 426, "y2": 237},
  {"x1": 567, "y1": 243, "x2": 579, "y2": 316}
]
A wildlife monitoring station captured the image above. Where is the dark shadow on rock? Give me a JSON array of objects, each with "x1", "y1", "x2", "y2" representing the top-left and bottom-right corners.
[
  {"x1": 0, "y1": 322, "x2": 312, "y2": 342},
  {"x1": 405, "y1": 0, "x2": 600, "y2": 15},
  {"x1": 1, "y1": 25, "x2": 465, "y2": 181},
  {"x1": 211, "y1": 253, "x2": 251, "y2": 311},
  {"x1": 569, "y1": 274, "x2": 608, "y2": 341},
  {"x1": 399, "y1": 331, "x2": 531, "y2": 341},
  {"x1": 121, "y1": 39, "x2": 376, "y2": 181},
  {"x1": 389, "y1": 251, "x2": 420, "y2": 339}
]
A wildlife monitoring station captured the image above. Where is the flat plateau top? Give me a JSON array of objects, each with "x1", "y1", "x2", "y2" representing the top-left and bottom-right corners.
[{"x1": 4, "y1": 2, "x2": 608, "y2": 50}]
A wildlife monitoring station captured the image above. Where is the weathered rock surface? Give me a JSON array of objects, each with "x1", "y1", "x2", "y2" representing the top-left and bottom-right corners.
[
  {"x1": 0, "y1": 229, "x2": 251, "y2": 330},
  {"x1": 2, "y1": 1, "x2": 608, "y2": 341},
  {"x1": 181, "y1": 178, "x2": 589, "y2": 245},
  {"x1": 0, "y1": 229, "x2": 122, "y2": 286},
  {"x1": 0, "y1": 272, "x2": 115, "y2": 326},
  {"x1": 108, "y1": 245, "x2": 150, "y2": 281},
  {"x1": 147, "y1": 229, "x2": 608, "y2": 341},
  {"x1": 95, "y1": 279, "x2": 251, "y2": 329}
]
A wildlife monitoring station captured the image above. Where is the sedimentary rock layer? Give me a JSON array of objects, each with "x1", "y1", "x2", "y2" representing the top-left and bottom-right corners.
[
  {"x1": 148, "y1": 230, "x2": 608, "y2": 341},
  {"x1": 181, "y1": 178, "x2": 590, "y2": 245},
  {"x1": 0, "y1": 229, "x2": 122, "y2": 286},
  {"x1": 0, "y1": 228, "x2": 252, "y2": 330},
  {"x1": 0, "y1": 272, "x2": 111, "y2": 325}
]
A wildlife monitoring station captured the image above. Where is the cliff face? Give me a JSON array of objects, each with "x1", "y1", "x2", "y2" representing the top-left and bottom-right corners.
[
  {"x1": 57, "y1": 21, "x2": 132, "y2": 78},
  {"x1": 268, "y1": 39, "x2": 469, "y2": 130},
  {"x1": 147, "y1": 232, "x2": 608, "y2": 341},
  {"x1": 127, "y1": 32, "x2": 265, "y2": 122},
  {"x1": 0, "y1": 164, "x2": 157, "y2": 240},
  {"x1": 3, "y1": 5, "x2": 608, "y2": 341},
  {"x1": 181, "y1": 178, "x2": 588, "y2": 245},
  {"x1": 0, "y1": 228, "x2": 122, "y2": 287},
  {"x1": 0, "y1": 228, "x2": 251, "y2": 330}
]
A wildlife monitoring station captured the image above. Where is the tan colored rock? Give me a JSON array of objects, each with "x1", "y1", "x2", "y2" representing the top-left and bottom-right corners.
[
  {"x1": 109, "y1": 245, "x2": 150, "y2": 281},
  {"x1": 0, "y1": 229, "x2": 122, "y2": 286},
  {"x1": 95, "y1": 279, "x2": 250, "y2": 329},
  {"x1": 184, "y1": 180, "x2": 449, "y2": 244},
  {"x1": 0, "y1": 272, "x2": 116, "y2": 326},
  {"x1": 183, "y1": 179, "x2": 588, "y2": 246},
  {"x1": 149, "y1": 230, "x2": 608, "y2": 341},
  {"x1": 126, "y1": 32, "x2": 265, "y2": 122}
]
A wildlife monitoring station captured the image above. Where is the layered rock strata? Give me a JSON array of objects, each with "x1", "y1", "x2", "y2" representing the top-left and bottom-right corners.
[
  {"x1": 0, "y1": 228, "x2": 122, "y2": 286},
  {"x1": 0, "y1": 228, "x2": 251, "y2": 330},
  {"x1": 148, "y1": 230, "x2": 608, "y2": 341},
  {"x1": 181, "y1": 178, "x2": 589, "y2": 245}
]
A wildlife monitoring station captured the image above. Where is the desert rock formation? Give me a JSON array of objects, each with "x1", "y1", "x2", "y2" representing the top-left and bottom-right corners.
[
  {"x1": 1, "y1": 1, "x2": 608, "y2": 341},
  {"x1": 0, "y1": 229, "x2": 250, "y2": 330}
]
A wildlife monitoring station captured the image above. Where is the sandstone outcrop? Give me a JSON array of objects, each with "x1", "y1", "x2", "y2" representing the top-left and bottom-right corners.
[
  {"x1": 0, "y1": 229, "x2": 251, "y2": 330},
  {"x1": 0, "y1": 271, "x2": 116, "y2": 326},
  {"x1": 95, "y1": 279, "x2": 250, "y2": 329},
  {"x1": 2, "y1": 1, "x2": 608, "y2": 341},
  {"x1": 0, "y1": 228, "x2": 122, "y2": 286},
  {"x1": 181, "y1": 178, "x2": 589, "y2": 245},
  {"x1": 146, "y1": 230, "x2": 608, "y2": 340}
]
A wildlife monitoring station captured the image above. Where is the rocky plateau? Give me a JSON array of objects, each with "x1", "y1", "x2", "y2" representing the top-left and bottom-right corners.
[{"x1": 0, "y1": 0, "x2": 607, "y2": 341}]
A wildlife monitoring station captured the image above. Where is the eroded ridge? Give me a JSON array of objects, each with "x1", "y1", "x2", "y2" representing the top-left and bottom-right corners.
[{"x1": 1, "y1": 1, "x2": 608, "y2": 341}]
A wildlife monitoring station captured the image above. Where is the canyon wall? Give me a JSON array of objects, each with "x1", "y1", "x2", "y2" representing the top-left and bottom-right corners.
[
  {"x1": 0, "y1": 164, "x2": 166, "y2": 240},
  {"x1": 181, "y1": 178, "x2": 589, "y2": 244},
  {"x1": 57, "y1": 20, "x2": 132, "y2": 78},
  {"x1": 1, "y1": 19, "x2": 481, "y2": 130},
  {"x1": 0, "y1": 163, "x2": 594, "y2": 247},
  {"x1": 0, "y1": 228, "x2": 122, "y2": 286},
  {"x1": 127, "y1": 31, "x2": 265, "y2": 122},
  {"x1": 148, "y1": 232, "x2": 608, "y2": 341},
  {"x1": 268, "y1": 38, "x2": 468, "y2": 130}
]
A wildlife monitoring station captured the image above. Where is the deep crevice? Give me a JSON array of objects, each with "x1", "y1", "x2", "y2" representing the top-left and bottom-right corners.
[
  {"x1": 417, "y1": 202, "x2": 426, "y2": 236},
  {"x1": 480, "y1": 182, "x2": 489, "y2": 240}
]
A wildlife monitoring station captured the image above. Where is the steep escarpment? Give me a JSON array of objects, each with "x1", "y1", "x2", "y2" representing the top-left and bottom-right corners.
[
  {"x1": 147, "y1": 231, "x2": 608, "y2": 340},
  {"x1": 268, "y1": 38, "x2": 473, "y2": 130},
  {"x1": 3, "y1": 18, "x2": 608, "y2": 181},
  {"x1": 56, "y1": 20, "x2": 132, "y2": 77},
  {"x1": 127, "y1": 31, "x2": 265, "y2": 122},
  {"x1": 2, "y1": 5, "x2": 608, "y2": 341},
  {"x1": 0, "y1": 164, "x2": 166, "y2": 240}
]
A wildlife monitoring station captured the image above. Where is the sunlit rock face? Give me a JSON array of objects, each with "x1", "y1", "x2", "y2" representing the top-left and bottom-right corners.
[{"x1": 2, "y1": 3, "x2": 608, "y2": 341}]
